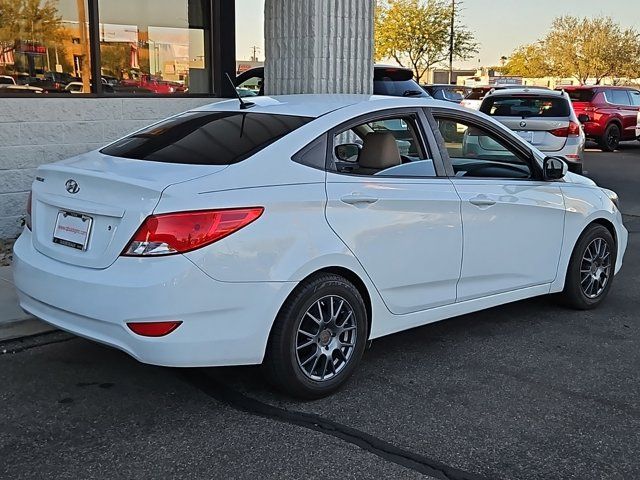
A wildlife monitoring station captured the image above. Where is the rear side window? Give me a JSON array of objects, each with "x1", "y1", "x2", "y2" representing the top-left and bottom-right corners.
[
  {"x1": 605, "y1": 89, "x2": 631, "y2": 106},
  {"x1": 101, "y1": 112, "x2": 311, "y2": 165},
  {"x1": 481, "y1": 96, "x2": 570, "y2": 118},
  {"x1": 629, "y1": 90, "x2": 640, "y2": 106},
  {"x1": 564, "y1": 89, "x2": 595, "y2": 102}
]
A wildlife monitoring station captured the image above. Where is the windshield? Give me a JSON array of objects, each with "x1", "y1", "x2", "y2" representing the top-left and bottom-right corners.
[
  {"x1": 481, "y1": 96, "x2": 570, "y2": 118},
  {"x1": 101, "y1": 111, "x2": 311, "y2": 165},
  {"x1": 564, "y1": 89, "x2": 595, "y2": 102}
]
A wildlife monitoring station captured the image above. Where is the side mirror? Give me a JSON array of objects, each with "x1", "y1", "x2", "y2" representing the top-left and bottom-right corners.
[
  {"x1": 335, "y1": 143, "x2": 361, "y2": 162},
  {"x1": 577, "y1": 113, "x2": 590, "y2": 124},
  {"x1": 543, "y1": 156, "x2": 568, "y2": 180}
]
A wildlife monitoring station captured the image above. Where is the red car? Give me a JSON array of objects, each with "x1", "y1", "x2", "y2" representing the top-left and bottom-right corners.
[
  {"x1": 556, "y1": 86, "x2": 640, "y2": 151},
  {"x1": 120, "y1": 74, "x2": 185, "y2": 95}
]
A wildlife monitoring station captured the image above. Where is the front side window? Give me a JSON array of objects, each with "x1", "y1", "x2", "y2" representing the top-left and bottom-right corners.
[
  {"x1": 330, "y1": 115, "x2": 436, "y2": 177},
  {"x1": 435, "y1": 117, "x2": 532, "y2": 179},
  {"x1": 101, "y1": 112, "x2": 311, "y2": 164},
  {"x1": 0, "y1": 0, "x2": 91, "y2": 95},
  {"x1": 481, "y1": 96, "x2": 570, "y2": 118},
  {"x1": 605, "y1": 89, "x2": 631, "y2": 106},
  {"x1": 98, "y1": 0, "x2": 211, "y2": 95}
]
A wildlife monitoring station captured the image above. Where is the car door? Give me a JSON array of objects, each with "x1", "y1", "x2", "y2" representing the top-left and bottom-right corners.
[
  {"x1": 430, "y1": 109, "x2": 565, "y2": 302},
  {"x1": 325, "y1": 109, "x2": 463, "y2": 315},
  {"x1": 605, "y1": 89, "x2": 637, "y2": 139},
  {"x1": 630, "y1": 90, "x2": 640, "y2": 137}
]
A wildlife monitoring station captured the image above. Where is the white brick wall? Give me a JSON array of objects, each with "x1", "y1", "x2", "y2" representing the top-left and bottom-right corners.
[{"x1": 0, "y1": 97, "x2": 220, "y2": 239}]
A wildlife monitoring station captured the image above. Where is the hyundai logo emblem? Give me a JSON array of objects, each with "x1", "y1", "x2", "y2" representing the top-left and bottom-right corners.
[
  {"x1": 65, "y1": 179, "x2": 80, "y2": 194},
  {"x1": 520, "y1": 121, "x2": 527, "y2": 128}
]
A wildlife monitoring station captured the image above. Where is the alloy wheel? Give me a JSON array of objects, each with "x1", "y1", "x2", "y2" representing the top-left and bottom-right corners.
[
  {"x1": 580, "y1": 237, "x2": 612, "y2": 299},
  {"x1": 295, "y1": 295, "x2": 357, "y2": 382}
]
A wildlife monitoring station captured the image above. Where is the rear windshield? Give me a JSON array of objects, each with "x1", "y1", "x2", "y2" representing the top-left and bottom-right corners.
[
  {"x1": 374, "y1": 79, "x2": 428, "y2": 97},
  {"x1": 101, "y1": 111, "x2": 311, "y2": 165},
  {"x1": 481, "y1": 96, "x2": 570, "y2": 118},
  {"x1": 564, "y1": 89, "x2": 595, "y2": 102},
  {"x1": 466, "y1": 88, "x2": 491, "y2": 100},
  {"x1": 373, "y1": 69, "x2": 427, "y2": 97}
]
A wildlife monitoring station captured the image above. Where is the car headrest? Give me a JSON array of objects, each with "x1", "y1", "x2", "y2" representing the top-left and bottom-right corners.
[{"x1": 358, "y1": 132, "x2": 402, "y2": 170}]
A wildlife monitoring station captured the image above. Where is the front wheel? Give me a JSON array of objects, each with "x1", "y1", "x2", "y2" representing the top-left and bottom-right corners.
[
  {"x1": 598, "y1": 124, "x2": 621, "y2": 152},
  {"x1": 558, "y1": 224, "x2": 616, "y2": 310},
  {"x1": 265, "y1": 273, "x2": 368, "y2": 399}
]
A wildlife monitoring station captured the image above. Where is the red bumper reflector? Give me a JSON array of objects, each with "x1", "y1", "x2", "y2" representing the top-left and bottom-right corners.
[{"x1": 127, "y1": 321, "x2": 182, "y2": 337}]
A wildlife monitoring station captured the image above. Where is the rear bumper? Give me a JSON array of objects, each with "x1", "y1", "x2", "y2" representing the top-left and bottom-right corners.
[{"x1": 12, "y1": 230, "x2": 296, "y2": 367}]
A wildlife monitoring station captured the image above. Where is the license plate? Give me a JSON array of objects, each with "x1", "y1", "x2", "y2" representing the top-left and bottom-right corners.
[
  {"x1": 53, "y1": 211, "x2": 93, "y2": 251},
  {"x1": 517, "y1": 131, "x2": 534, "y2": 142}
]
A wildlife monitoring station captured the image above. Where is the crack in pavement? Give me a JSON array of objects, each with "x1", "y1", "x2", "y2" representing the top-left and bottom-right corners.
[{"x1": 182, "y1": 369, "x2": 495, "y2": 480}]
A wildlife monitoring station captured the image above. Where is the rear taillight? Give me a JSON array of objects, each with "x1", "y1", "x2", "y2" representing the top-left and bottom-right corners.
[
  {"x1": 123, "y1": 207, "x2": 264, "y2": 257},
  {"x1": 25, "y1": 191, "x2": 32, "y2": 230},
  {"x1": 127, "y1": 321, "x2": 182, "y2": 337},
  {"x1": 550, "y1": 121, "x2": 581, "y2": 137}
]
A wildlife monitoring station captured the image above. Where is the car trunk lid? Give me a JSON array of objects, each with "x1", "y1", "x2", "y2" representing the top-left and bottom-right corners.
[
  {"x1": 492, "y1": 117, "x2": 570, "y2": 151},
  {"x1": 31, "y1": 151, "x2": 226, "y2": 269}
]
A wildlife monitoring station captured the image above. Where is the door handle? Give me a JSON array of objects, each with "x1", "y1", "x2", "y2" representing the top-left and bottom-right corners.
[
  {"x1": 340, "y1": 194, "x2": 379, "y2": 206},
  {"x1": 469, "y1": 196, "x2": 496, "y2": 207}
]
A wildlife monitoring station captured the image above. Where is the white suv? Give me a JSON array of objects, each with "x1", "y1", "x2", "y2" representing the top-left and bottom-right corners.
[{"x1": 476, "y1": 88, "x2": 585, "y2": 174}]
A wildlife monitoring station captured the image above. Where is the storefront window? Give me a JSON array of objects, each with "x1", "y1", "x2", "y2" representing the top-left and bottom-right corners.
[
  {"x1": 98, "y1": 0, "x2": 211, "y2": 95},
  {"x1": 0, "y1": 0, "x2": 92, "y2": 94}
]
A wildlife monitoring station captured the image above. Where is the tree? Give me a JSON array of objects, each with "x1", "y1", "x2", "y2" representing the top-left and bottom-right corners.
[
  {"x1": 0, "y1": 0, "x2": 64, "y2": 59},
  {"x1": 375, "y1": 0, "x2": 478, "y2": 82},
  {"x1": 503, "y1": 16, "x2": 640, "y2": 84},
  {"x1": 501, "y1": 43, "x2": 553, "y2": 78}
]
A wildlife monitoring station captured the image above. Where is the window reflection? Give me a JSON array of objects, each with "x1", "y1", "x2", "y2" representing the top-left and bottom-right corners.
[
  {"x1": 0, "y1": 0, "x2": 91, "y2": 94},
  {"x1": 98, "y1": 0, "x2": 211, "y2": 95}
]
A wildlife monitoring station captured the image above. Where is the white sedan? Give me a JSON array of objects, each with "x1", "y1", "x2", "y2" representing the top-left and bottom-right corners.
[{"x1": 13, "y1": 95, "x2": 627, "y2": 398}]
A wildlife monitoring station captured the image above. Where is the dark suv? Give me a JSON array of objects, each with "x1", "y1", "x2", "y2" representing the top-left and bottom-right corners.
[
  {"x1": 556, "y1": 86, "x2": 640, "y2": 151},
  {"x1": 235, "y1": 65, "x2": 428, "y2": 98}
]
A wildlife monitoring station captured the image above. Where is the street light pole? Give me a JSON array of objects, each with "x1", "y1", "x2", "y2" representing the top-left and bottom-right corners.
[{"x1": 448, "y1": 0, "x2": 455, "y2": 84}]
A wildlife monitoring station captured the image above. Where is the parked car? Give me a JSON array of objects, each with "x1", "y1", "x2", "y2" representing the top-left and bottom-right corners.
[
  {"x1": 64, "y1": 82, "x2": 85, "y2": 94},
  {"x1": 0, "y1": 84, "x2": 44, "y2": 94},
  {"x1": 556, "y1": 86, "x2": 640, "y2": 151},
  {"x1": 29, "y1": 72, "x2": 81, "y2": 93},
  {"x1": 120, "y1": 74, "x2": 185, "y2": 94},
  {"x1": 0, "y1": 75, "x2": 16, "y2": 85},
  {"x1": 235, "y1": 65, "x2": 429, "y2": 98},
  {"x1": 13, "y1": 95, "x2": 626, "y2": 398},
  {"x1": 477, "y1": 88, "x2": 585, "y2": 173},
  {"x1": 461, "y1": 85, "x2": 549, "y2": 110},
  {"x1": 422, "y1": 84, "x2": 470, "y2": 103}
]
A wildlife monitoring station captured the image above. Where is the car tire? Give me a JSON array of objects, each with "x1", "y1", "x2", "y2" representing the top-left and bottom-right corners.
[
  {"x1": 558, "y1": 224, "x2": 616, "y2": 310},
  {"x1": 598, "y1": 124, "x2": 621, "y2": 152},
  {"x1": 265, "y1": 273, "x2": 368, "y2": 399}
]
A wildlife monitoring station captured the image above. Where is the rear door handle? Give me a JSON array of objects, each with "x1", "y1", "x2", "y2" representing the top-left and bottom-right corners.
[
  {"x1": 469, "y1": 196, "x2": 496, "y2": 207},
  {"x1": 340, "y1": 194, "x2": 379, "y2": 206}
]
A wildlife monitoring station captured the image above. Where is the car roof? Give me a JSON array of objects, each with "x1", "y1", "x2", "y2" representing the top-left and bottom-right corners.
[
  {"x1": 556, "y1": 85, "x2": 636, "y2": 91},
  {"x1": 486, "y1": 87, "x2": 564, "y2": 98},
  {"x1": 193, "y1": 94, "x2": 449, "y2": 118}
]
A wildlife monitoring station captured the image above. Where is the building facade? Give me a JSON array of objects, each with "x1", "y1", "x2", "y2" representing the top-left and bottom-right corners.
[{"x1": 0, "y1": 0, "x2": 375, "y2": 239}]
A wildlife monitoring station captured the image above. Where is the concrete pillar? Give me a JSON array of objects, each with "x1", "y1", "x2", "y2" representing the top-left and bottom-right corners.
[{"x1": 264, "y1": 0, "x2": 374, "y2": 95}]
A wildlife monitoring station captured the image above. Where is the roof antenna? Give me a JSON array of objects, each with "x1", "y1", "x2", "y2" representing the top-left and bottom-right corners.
[{"x1": 225, "y1": 73, "x2": 255, "y2": 110}]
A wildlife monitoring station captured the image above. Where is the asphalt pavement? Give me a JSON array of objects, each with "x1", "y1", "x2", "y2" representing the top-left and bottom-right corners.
[{"x1": 2, "y1": 142, "x2": 639, "y2": 480}]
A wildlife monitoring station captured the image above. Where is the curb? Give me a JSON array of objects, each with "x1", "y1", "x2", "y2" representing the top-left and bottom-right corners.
[{"x1": 0, "y1": 317, "x2": 56, "y2": 343}]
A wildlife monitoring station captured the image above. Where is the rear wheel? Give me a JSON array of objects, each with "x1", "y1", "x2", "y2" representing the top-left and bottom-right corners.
[
  {"x1": 265, "y1": 273, "x2": 367, "y2": 399},
  {"x1": 598, "y1": 124, "x2": 621, "y2": 152},
  {"x1": 558, "y1": 224, "x2": 616, "y2": 310}
]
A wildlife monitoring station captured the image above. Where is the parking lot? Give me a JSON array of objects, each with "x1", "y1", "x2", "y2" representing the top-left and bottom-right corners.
[{"x1": 2, "y1": 143, "x2": 639, "y2": 480}]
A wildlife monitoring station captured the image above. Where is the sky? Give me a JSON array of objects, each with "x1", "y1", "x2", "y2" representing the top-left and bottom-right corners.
[{"x1": 236, "y1": 0, "x2": 640, "y2": 67}]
